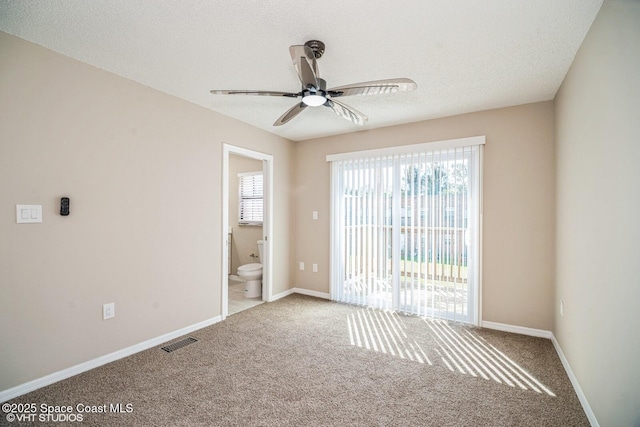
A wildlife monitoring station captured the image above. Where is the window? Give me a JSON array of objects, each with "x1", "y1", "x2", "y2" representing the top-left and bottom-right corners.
[
  {"x1": 238, "y1": 171, "x2": 263, "y2": 225},
  {"x1": 328, "y1": 136, "x2": 484, "y2": 324}
]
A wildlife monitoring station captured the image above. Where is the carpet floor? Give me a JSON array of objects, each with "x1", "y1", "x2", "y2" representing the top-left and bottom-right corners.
[{"x1": 2, "y1": 294, "x2": 589, "y2": 426}]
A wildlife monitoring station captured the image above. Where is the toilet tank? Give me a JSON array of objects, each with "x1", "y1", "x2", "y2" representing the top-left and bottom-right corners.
[{"x1": 257, "y1": 240, "x2": 264, "y2": 263}]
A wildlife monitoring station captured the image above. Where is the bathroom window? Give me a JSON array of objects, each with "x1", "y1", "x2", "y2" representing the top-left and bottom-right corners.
[{"x1": 238, "y1": 171, "x2": 263, "y2": 225}]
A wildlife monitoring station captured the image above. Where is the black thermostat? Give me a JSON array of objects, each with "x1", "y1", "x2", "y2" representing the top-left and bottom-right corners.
[{"x1": 60, "y1": 197, "x2": 70, "y2": 216}]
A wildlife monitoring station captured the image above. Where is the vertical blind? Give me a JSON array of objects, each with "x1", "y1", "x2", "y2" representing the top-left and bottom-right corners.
[
  {"x1": 238, "y1": 171, "x2": 263, "y2": 225},
  {"x1": 329, "y1": 139, "x2": 482, "y2": 324}
]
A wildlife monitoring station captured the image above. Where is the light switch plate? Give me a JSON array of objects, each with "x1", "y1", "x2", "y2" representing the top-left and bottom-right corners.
[
  {"x1": 103, "y1": 303, "x2": 115, "y2": 320},
  {"x1": 16, "y1": 205, "x2": 42, "y2": 223}
]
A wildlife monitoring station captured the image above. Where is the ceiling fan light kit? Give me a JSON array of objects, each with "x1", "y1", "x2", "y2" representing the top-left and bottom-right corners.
[
  {"x1": 210, "y1": 40, "x2": 417, "y2": 126},
  {"x1": 302, "y1": 93, "x2": 327, "y2": 107}
]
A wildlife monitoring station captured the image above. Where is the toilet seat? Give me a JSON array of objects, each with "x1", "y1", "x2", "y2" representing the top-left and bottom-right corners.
[{"x1": 238, "y1": 263, "x2": 262, "y2": 272}]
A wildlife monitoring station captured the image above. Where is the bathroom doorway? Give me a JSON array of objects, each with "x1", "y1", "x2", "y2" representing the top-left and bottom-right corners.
[{"x1": 221, "y1": 144, "x2": 273, "y2": 319}]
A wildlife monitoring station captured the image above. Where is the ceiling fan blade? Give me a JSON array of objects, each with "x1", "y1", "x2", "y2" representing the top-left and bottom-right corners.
[
  {"x1": 210, "y1": 89, "x2": 299, "y2": 98},
  {"x1": 289, "y1": 45, "x2": 318, "y2": 88},
  {"x1": 305, "y1": 44, "x2": 320, "y2": 77},
  {"x1": 273, "y1": 102, "x2": 307, "y2": 126},
  {"x1": 328, "y1": 78, "x2": 417, "y2": 97},
  {"x1": 326, "y1": 99, "x2": 368, "y2": 126}
]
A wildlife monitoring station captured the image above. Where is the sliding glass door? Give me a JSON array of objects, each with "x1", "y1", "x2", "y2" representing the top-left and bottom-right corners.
[{"x1": 329, "y1": 138, "x2": 483, "y2": 324}]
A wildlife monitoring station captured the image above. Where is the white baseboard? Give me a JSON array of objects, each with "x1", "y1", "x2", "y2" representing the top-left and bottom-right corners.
[
  {"x1": 0, "y1": 315, "x2": 222, "y2": 403},
  {"x1": 270, "y1": 287, "x2": 330, "y2": 302},
  {"x1": 550, "y1": 335, "x2": 599, "y2": 427},
  {"x1": 293, "y1": 287, "x2": 330, "y2": 300},
  {"x1": 482, "y1": 320, "x2": 598, "y2": 427},
  {"x1": 481, "y1": 320, "x2": 554, "y2": 339},
  {"x1": 269, "y1": 288, "x2": 295, "y2": 301}
]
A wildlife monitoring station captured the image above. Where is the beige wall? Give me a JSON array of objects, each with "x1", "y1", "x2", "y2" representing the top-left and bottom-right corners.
[
  {"x1": 228, "y1": 154, "x2": 263, "y2": 272},
  {"x1": 0, "y1": 32, "x2": 295, "y2": 391},
  {"x1": 554, "y1": 1, "x2": 640, "y2": 426},
  {"x1": 295, "y1": 101, "x2": 556, "y2": 330}
]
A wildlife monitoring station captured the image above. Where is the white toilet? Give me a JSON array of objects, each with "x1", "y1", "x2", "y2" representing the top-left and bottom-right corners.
[{"x1": 237, "y1": 240, "x2": 264, "y2": 298}]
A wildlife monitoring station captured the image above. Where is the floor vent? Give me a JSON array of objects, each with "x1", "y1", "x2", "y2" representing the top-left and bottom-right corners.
[{"x1": 161, "y1": 337, "x2": 198, "y2": 353}]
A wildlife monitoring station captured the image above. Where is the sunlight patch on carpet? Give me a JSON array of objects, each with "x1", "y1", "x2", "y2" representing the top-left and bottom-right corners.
[
  {"x1": 347, "y1": 308, "x2": 432, "y2": 365},
  {"x1": 346, "y1": 307, "x2": 555, "y2": 397},
  {"x1": 425, "y1": 319, "x2": 556, "y2": 397}
]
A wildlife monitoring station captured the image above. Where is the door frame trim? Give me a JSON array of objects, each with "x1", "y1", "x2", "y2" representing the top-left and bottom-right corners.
[{"x1": 221, "y1": 144, "x2": 273, "y2": 320}]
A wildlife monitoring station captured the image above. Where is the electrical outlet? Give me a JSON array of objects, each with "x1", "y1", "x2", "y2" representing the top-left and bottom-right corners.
[
  {"x1": 103, "y1": 303, "x2": 115, "y2": 320},
  {"x1": 312, "y1": 263, "x2": 318, "y2": 273},
  {"x1": 299, "y1": 262, "x2": 305, "y2": 270},
  {"x1": 312, "y1": 211, "x2": 318, "y2": 220},
  {"x1": 560, "y1": 301, "x2": 564, "y2": 317}
]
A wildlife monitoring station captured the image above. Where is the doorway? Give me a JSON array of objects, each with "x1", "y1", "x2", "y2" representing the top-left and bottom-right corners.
[
  {"x1": 221, "y1": 144, "x2": 273, "y2": 319},
  {"x1": 328, "y1": 137, "x2": 484, "y2": 325}
]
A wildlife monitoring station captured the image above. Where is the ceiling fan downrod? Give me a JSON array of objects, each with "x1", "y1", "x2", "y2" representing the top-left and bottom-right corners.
[{"x1": 304, "y1": 40, "x2": 325, "y2": 59}]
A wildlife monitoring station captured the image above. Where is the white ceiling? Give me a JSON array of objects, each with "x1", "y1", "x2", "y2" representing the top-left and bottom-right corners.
[{"x1": 0, "y1": 1, "x2": 603, "y2": 141}]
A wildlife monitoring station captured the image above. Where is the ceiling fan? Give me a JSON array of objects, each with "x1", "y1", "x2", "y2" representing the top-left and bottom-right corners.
[{"x1": 210, "y1": 40, "x2": 417, "y2": 126}]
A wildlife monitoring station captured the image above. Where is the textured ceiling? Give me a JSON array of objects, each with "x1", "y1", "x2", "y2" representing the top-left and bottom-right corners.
[{"x1": 0, "y1": 1, "x2": 602, "y2": 141}]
